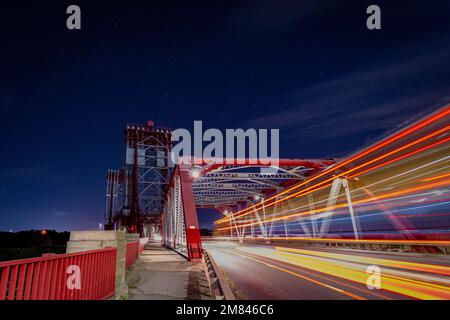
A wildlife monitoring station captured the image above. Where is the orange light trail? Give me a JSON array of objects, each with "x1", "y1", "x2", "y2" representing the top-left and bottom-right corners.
[
  {"x1": 217, "y1": 179, "x2": 450, "y2": 231},
  {"x1": 422, "y1": 172, "x2": 450, "y2": 182},
  {"x1": 347, "y1": 136, "x2": 450, "y2": 180},
  {"x1": 216, "y1": 105, "x2": 450, "y2": 223},
  {"x1": 216, "y1": 124, "x2": 449, "y2": 225},
  {"x1": 257, "y1": 237, "x2": 450, "y2": 246}
]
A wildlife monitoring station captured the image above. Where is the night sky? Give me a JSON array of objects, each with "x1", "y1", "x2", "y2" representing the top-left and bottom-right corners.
[{"x1": 0, "y1": 1, "x2": 449, "y2": 231}]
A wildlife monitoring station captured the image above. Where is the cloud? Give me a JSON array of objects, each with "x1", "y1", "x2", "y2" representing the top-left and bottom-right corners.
[
  {"x1": 247, "y1": 52, "x2": 450, "y2": 143},
  {"x1": 53, "y1": 210, "x2": 70, "y2": 217}
]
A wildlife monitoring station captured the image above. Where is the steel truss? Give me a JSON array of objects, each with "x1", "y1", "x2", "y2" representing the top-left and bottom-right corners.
[
  {"x1": 232, "y1": 177, "x2": 361, "y2": 241},
  {"x1": 192, "y1": 162, "x2": 332, "y2": 208},
  {"x1": 105, "y1": 121, "x2": 172, "y2": 236},
  {"x1": 163, "y1": 166, "x2": 203, "y2": 260}
]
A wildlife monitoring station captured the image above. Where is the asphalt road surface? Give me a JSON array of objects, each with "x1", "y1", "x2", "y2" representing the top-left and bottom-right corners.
[{"x1": 205, "y1": 243, "x2": 450, "y2": 300}]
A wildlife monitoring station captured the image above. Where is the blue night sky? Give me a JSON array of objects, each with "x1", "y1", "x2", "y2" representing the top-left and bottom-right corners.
[{"x1": 0, "y1": 1, "x2": 449, "y2": 231}]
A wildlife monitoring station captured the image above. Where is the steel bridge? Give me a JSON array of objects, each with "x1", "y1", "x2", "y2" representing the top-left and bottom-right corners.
[
  {"x1": 163, "y1": 105, "x2": 450, "y2": 262},
  {"x1": 155, "y1": 104, "x2": 450, "y2": 300},
  {"x1": 162, "y1": 158, "x2": 334, "y2": 260},
  {"x1": 2, "y1": 106, "x2": 448, "y2": 301}
]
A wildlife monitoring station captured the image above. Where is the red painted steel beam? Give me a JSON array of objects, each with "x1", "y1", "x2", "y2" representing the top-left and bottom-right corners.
[
  {"x1": 179, "y1": 157, "x2": 334, "y2": 175},
  {"x1": 179, "y1": 166, "x2": 203, "y2": 261}
]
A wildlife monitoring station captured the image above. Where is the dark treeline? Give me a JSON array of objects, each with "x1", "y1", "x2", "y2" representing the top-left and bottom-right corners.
[{"x1": 0, "y1": 230, "x2": 70, "y2": 262}]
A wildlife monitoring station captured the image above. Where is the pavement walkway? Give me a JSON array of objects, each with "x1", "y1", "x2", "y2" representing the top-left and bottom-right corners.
[{"x1": 126, "y1": 240, "x2": 211, "y2": 300}]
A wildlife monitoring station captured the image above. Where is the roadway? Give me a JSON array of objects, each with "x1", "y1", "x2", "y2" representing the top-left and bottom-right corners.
[{"x1": 205, "y1": 243, "x2": 450, "y2": 300}]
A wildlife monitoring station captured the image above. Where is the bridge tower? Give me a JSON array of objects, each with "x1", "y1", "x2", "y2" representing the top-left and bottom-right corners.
[{"x1": 105, "y1": 121, "x2": 172, "y2": 237}]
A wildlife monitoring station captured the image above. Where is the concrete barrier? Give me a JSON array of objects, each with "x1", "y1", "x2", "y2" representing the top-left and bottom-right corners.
[
  {"x1": 203, "y1": 249, "x2": 235, "y2": 300},
  {"x1": 66, "y1": 230, "x2": 126, "y2": 295}
]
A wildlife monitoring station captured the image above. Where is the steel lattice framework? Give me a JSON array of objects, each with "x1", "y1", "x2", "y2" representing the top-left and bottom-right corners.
[
  {"x1": 105, "y1": 123, "x2": 335, "y2": 259},
  {"x1": 163, "y1": 166, "x2": 203, "y2": 260},
  {"x1": 191, "y1": 159, "x2": 335, "y2": 210},
  {"x1": 162, "y1": 159, "x2": 334, "y2": 260},
  {"x1": 163, "y1": 174, "x2": 187, "y2": 255},
  {"x1": 105, "y1": 121, "x2": 172, "y2": 236}
]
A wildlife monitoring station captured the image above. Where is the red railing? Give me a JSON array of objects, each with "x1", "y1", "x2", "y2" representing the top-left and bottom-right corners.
[
  {"x1": 125, "y1": 241, "x2": 139, "y2": 269},
  {"x1": 0, "y1": 247, "x2": 116, "y2": 300}
]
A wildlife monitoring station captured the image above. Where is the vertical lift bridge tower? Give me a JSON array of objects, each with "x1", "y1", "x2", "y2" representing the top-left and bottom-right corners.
[{"x1": 105, "y1": 121, "x2": 172, "y2": 237}]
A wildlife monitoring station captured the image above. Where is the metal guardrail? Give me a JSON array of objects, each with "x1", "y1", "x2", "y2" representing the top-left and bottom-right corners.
[
  {"x1": 0, "y1": 247, "x2": 117, "y2": 300},
  {"x1": 203, "y1": 249, "x2": 235, "y2": 300},
  {"x1": 125, "y1": 241, "x2": 139, "y2": 269}
]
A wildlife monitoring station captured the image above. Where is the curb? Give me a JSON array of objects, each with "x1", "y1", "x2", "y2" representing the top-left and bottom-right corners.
[{"x1": 203, "y1": 249, "x2": 236, "y2": 300}]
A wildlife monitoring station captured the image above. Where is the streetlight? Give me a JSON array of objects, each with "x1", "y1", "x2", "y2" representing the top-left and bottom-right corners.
[{"x1": 191, "y1": 169, "x2": 201, "y2": 178}]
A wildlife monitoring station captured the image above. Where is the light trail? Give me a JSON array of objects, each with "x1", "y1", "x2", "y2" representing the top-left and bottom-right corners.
[
  {"x1": 225, "y1": 248, "x2": 366, "y2": 300},
  {"x1": 217, "y1": 179, "x2": 450, "y2": 231},
  {"x1": 216, "y1": 106, "x2": 450, "y2": 223},
  {"x1": 217, "y1": 125, "x2": 449, "y2": 225},
  {"x1": 346, "y1": 137, "x2": 450, "y2": 180},
  {"x1": 274, "y1": 247, "x2": 450, "y2": 276},
  {"x1": 252, "y1": 199, "x2": 450, "y2": 235},
  {"x1": 217, "y1": 237, "x2": 450, "y2": 246},
  {"x1": 231, "y1": 158, "x2": 450, "y2": 227},
  {"x1": 238, "y1": 247, "x2": 450, "y2": 300},
  {"x1": 422, "y1": 172, "x2": 450, "y2": 182},
  {"x1": 280, "y1": 200, "x2": 450, "y2": 233},
  {"x1": 225, "y1": 248, "x2": 394, "y2": 300}
]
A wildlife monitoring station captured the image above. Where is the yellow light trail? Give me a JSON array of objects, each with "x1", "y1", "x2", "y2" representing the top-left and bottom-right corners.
[
  {"x1": 217, "y1": 179, "x2": 449, "y2": 231},
  {"x1": 275, "y1": 247, "x2": 450, "y2": 276},
  {"x1": 228, "y1": 249, "x2": 366, "y2": 300},
  {"x1": 216, "y1": 124, "x2": 449, "y2": 225},
  {"x1": 216, "y1": 106, "x2": 450, "y2": 223},
  {"x1": 239, "y1": 247, "x2": 450, "y2": 300},
  {"x1": 231, "y1": 248, "x2": 394, "y2": 299}
]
